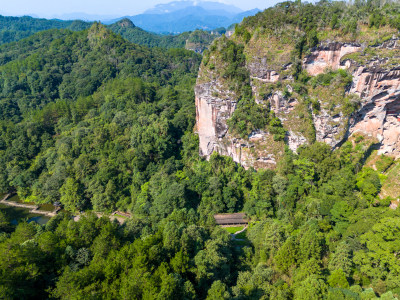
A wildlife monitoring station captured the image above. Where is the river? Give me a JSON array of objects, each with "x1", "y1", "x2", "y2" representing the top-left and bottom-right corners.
[{"x1": 0, "y1": 193, "x2": 51, "y2": 225}]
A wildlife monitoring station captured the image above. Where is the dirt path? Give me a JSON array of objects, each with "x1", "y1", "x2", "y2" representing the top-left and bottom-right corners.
[
  {"x1": 231, "y1": 225, "x2": 247, "y2": 242},
  {"x1": 73, "y1": 211, "x2": 130, "y2": 224},
  {"x1": 232, "y1": 226, "x2": 247, "y2": 236}
]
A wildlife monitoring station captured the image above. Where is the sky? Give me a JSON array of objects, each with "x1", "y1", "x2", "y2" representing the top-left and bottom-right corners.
[{"x1": 0, "y1": 0, "x2": 276, "y2": 19}]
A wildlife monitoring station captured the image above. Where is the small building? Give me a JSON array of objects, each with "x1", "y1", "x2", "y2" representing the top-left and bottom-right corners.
[{"x1": 214, "y1": 213, "x2": 248, "y2": 226}]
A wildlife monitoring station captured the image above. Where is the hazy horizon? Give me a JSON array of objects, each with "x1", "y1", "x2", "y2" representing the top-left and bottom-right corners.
[{"x1": 0, "y1": 0, "x2": 278, "y2": 19}]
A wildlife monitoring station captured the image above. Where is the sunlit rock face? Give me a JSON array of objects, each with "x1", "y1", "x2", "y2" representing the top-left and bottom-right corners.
[
  {"x1": 348, "y1": 67, "x2": 400, "y2": 156},
  {"x1": 195, "y1": 37, "x2": 400, "y2": 169},
  {"x1": 195, "y1": 82, "x2": 281, "y2": 169},
  {"x1": 304, "y1": 42, "x2": 362, "y2": 76}
]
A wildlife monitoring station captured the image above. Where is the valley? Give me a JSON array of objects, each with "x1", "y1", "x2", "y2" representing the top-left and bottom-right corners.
[{"x1": 0, "y1": 0, "x2": 400, "y2": 299}]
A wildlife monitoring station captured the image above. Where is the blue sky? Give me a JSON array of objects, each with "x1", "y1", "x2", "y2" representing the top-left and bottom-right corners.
[{"x1": 0, "y1": 0, "x2": 279, "y2": 18}]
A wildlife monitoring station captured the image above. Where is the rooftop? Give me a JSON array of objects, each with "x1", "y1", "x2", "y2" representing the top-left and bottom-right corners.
[{"x1": 214, "y1": 213, "x2": 248, "y2": 225}]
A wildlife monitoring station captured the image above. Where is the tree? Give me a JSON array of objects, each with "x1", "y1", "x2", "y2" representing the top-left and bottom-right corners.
[
  {"x1": 328, "y1": 269, "x2": 349, "y2": 288},
  {"x1": 294, "y1": 275, "x2": 328, "y2": 300},
  {"x1": 194, "y1": 229, "x2": 232, "y2": 291},
  {"x1": 354, "y1": 217, "x2": 400, "y2": 281},
  {"x1": 275, "y1": 237, "x2": 297, "y2": 272},
  {"x1": 328, "y1": 242, "x2": 353, "y2": 276},
  {"x1": 0, "y1": 211, "x2": 10, "y2": 232},
  {"x1": 206, "y1": 280, "x2": 230, "y2": 300},
  {"x1": 60, "y1": 177, "x2": 84, "y2": 211}
]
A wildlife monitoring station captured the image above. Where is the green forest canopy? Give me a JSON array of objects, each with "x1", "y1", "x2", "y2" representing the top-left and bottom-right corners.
[
  {"x1": 0, "y1": 15, "x2": 219, "y2": 50},
  {"x1": 0, "y1": 0, "x2": 400, "y2": 299}
]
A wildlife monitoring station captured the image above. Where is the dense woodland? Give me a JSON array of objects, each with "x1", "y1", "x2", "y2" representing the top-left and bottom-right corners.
[
  {"x1": 0, "y1": 15, "x2": 218, "y2": 51},
  {"x1": 109, "y1": 18, "x2": 219, "y2": 51},
  {"x1": 0, "y1": 1, "x2": 400, "y2": 299},
  {"x1": 0, "y1": 15, "x2": 91, "y2": 44}
]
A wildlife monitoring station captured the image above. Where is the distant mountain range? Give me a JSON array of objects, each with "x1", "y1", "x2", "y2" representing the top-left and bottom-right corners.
[
  {"x1": 111, "y1": 1, "x2": 260, "y2": 34},
  {"x1": 117, "y1": 1, "x2": 259, "y2": 34},
  {"x1": 121, "y1": 6, "x2": 260, "y2": 34},
  {"x1": 2, "y1": 1, "x2": 260, "y2": 35},
  {"x1": 144, "y1": 1, "x2": 242, "y2": 15},
  {"x1": 50, "y1": 12, "x2": 120, "y2": 22}
]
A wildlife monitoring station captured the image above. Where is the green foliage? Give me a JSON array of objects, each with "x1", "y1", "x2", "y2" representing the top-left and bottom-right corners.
[
  {"x1": 0, "y1": 24, "x2": 202, "y2": 214},
  {"x1": 220, "y1": 38, "x2": 249, "y2": 90},
  {"x1": 356, "y1": 168, "x2": 382, "y2": 200},
  {"x1": 227, "y1": 97, "x2": 271, "y2": 138},
  {"x1": 354, "y1": 217, "x2": 400, "y2": 282},
  {"x1": 369, "y1": 11, "x2": 387, "y2": 29},
  {"x1": 60, "y1": 178, "x2": 84, "y2": 212},
  {"x1": 375, "y1": 155, "x2": 394, "y2": 173},
  {"x1": 293, "y1": 275, "x2": 328, "y2": 300},
  {"x1": 241, "y1": 0, "x2": 400, "y2": 40},
  {"x1": 328, "y1": 269, "x2": 350, "y2": 289},
  {"x1": 310, "y1": 69, "x2": 352, "y2": 89},
  {"x1": 0, "y1": 15, "x2": 218, "y2": 52},
  {"x1": 275, "y1": 236, "x2": 297, "y2": 272},
  {"x1": 234, "y1": 24, "x2": 252, "y2": 43},
  {"x1": 0, "y1": 15, "x2": 91, "y2": 45},
  {"x1": 1, "y1": 2, "x2": 400, "y2": 299},
  {"x1": 206, "y1": 280, "x2": 231, "y2": 299}
]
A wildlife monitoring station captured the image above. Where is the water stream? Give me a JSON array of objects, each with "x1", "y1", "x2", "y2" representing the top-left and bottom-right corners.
[{"x1": 0, "y1": 193, "x2": 51, "y2": 225}]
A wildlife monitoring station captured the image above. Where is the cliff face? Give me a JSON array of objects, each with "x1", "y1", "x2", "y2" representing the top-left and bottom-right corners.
[
  {"x1": 195, "y1": 81, "x2": 283, "y2": 169},
  {"x1": 348, "y1": 65, "x2": 400, "y2": 156},
  {"x1": 304, "y1": 42, "x2": 362, "y2": 76},
  {"x1": 195, "y1": 36, "x2": 400, "y2": 168}
]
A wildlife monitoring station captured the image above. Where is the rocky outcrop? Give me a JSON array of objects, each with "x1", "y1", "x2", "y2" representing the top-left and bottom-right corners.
[
  {"x1": 348, "y1": 67, "x2": 400, "y2": 156},
  {"x1": 195, "y1": 38, "x2": 400, "y2": 169},
  {"x1": 286, "y1": 131, "x2": 308, "y2": 152},
  {"x1": 248, "y1": 57, "x2": 280, "y2": 82},
  {"x1": 195, "y1": 81, "x2": 237, "y2": 157},
  {"x1": 305, "y1": 40, "x2": 400, "y2": 156},
  {"x1": 313, "y1": 109, "x2": 347, "y2": 147},
  {"x1": 195, "y1": 81, "x2": 283, "y2": 169},
  {"x1": 304, "y1": 42, "x2": 362, "y2": 76}
]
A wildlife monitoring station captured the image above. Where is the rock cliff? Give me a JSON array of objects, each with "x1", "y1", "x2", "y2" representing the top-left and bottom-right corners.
[{"x1": 195, "y1": 34, "x2": 400, "y2": 168}]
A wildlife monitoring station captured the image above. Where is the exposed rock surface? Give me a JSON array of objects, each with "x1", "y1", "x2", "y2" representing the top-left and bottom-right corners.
[
  {"x1": 195, "y1": 81, "x2": 237, "y2": 158},
  {"x1": 304, "y1": 42, "x2": 362, "y2": 76},
  {"x1": 286, "y1": 131, "x2": 308, "y2": 152},
  {"x1": 248, "y1": 57, "x2": 280, "y2": 82},
  {"x1": 313, "y1": 109, "x2": 346, "y2": 147},
  {"x1": 304, "y1": 39, "x2": 400, "y2": 152},
  {"x1": 195, "y1": 81, "x2": 283, "y2": 169},
  {"x1": 195, "y1": 38, "x2": 400, "y2": 169},
  {"x1": 348, "y1": 67, "x2": 400, "y2": 156}
]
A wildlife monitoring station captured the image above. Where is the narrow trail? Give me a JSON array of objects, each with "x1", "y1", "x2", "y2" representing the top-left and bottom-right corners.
[
  {"x1": 233, "y1": 225, "x2": 247, "y2": 236},
  {"x1": 231, "y1": 225, "x2": 248, "y2": 242},
  {"x1": 73, "y1": 211, "x2": 130, "y2": 224}
]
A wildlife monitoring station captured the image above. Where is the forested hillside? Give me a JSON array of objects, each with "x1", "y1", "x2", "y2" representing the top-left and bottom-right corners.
[
  {"x1": 0, "y1": 23, "x2": 201, "y2": 212},
  {"x1": 0, "y1": 1, "x2": 400, "y2": 299},
  {"x1": 0, "y1": 15, "x2": 91, "y2": 44},
  {"x1": 0, "y1": 15, "x2": 218, "y2": 52},
  {"x1": 108, "y1": 18, "x2": 219, "y2": 51}
]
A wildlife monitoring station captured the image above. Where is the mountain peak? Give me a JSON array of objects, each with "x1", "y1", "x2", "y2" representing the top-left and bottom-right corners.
[
  {"x1": 116, "y1": 18, "x2": 135, "y2": 28},
  {"x1": 88, "y1": 22, "x2": 112, "y2": 44},
  {"x1": 145, "y1": 1, "x2": 242, "y2": 15}
]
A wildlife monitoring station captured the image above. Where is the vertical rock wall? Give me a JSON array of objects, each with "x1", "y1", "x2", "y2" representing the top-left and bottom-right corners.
[{"x1": 195, "y1": 38, "x2": 400, "y2": 169}]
